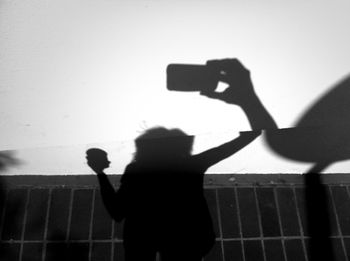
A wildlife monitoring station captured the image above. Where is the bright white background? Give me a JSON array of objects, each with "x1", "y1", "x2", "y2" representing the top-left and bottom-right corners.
[{"x1": 1, "y1": 0, "x2": 350, "y2": 174}]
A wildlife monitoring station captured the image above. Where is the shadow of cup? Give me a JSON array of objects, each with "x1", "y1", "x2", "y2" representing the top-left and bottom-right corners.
[
  {"x1": 265, "y1": 75, "x2": 350, "y2": 168},
  {"x1": 86, "y1": 148, "x2": 110, "y2": 170}
]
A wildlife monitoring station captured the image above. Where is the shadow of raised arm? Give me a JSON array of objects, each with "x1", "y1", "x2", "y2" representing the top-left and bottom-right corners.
[{"x1": 192, "y1": 130, "x2": 260, "y2": 170}]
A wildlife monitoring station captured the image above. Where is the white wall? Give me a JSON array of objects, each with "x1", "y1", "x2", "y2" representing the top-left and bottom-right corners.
[{"x1": 1, "y1": 0, "x2": 350, "y2": 174}]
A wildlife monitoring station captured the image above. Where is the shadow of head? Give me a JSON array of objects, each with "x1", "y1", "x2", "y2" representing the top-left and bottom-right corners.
[
  {"x1": 266, "y1": 75, "x2": 350, "y2": 167},
  {"x1": 134, "y1": 127, "x2": 194, "y2": 163}
]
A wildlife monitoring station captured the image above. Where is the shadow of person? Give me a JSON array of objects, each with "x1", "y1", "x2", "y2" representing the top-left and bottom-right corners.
[
  {"x1": 265, "y1": 74, "x2": 350, "y2": 261},
  {"x1": 117, "y1": 128, "x2": 218, "y2": 260},
  {"x1": 87, "y1": 128, "x2": 260, "y2": 261},
  {"x1": 87, "y1": 58, "x2": 277, "y2": 261}
]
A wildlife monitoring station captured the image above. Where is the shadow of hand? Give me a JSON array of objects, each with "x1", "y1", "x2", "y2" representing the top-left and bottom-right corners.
[
  {"x1": 86, "y1": 148, "x2": 110, "y2": 174},
  {"x1": 201, "y1": 58, "x2": 256, "y2": 105}
]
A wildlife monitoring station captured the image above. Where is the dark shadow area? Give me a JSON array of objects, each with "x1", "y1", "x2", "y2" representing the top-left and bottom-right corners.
[
  {"x1": 266, "y1": 75, "x2": 350, "y2": 163},
  {"x1": 44, "y1": 233, "x2": 90, "y2": 261},
  {"x1": 266, "y1": 75, "x2": 350, "y2": 261},
  {"x1": 0, "y1": 152, "x2": 89, "y2": 261},
  {"x1": 43, "y1": 187, "x2": 94, "y2": 261},
  {"x1": 0, "y1": 151, "x2": 20, "y2": 171},
  {"x1": 0, "y1": 151, "x2": 21, "y2": 261},
  {"x1": 87, "y1": 59, "x2": 276, "y2": 261}
]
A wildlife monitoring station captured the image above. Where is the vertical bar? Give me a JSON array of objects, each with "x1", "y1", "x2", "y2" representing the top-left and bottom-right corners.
[
  {"x1": 47, "y1": 188, "x2": 71, "y2": 240},
  {"x1": 293, "y1": 186, "x2": 309, "y2": 261},
  {"x1": 324, "y1": 186, "x2": 340, "y2": 237},
  {"x1": 295, "y1": 187, "x2": 308, "y2": 236},
  {"x1": 215, "y1": 189, "x2": 225, "y2": 261},
  {"x1": 243, "y1": 240, "x2": 264, "y2": 261},
  {"x1": 89, "y1": 189, "x2": 96, "y2": 261},
  {"x1": 42, "y1": 188, "x2": 53, "y2": 261},
  {"x1": 22, "y1": 243, "x2": 43, "y2": 261},
  {"x1": 111, "y1": 220, "x2": 115, "y2": 261},
  {"x1": 331, "y1": 186, "x2": 350, "y2": 235},
  {"x1": 204, "y1": 189, "x2": 220, "y2": 237},
  {"x1": 0, "y1": 188, "x2": 8, "y2": 238},
  {"x1": 274, "y1": 187, "x2": 288, "y2": 261},
  {"x1": 24, "y1": 189, "x2": 49, "y2": 241},
  {"x1": 113, "y1": 242, "x2": 124, "y2": 261},
  {"x1": 218, "y1": 188, "x2": 240, "y2": 238},
  {"x1": 329, "y1": 186, "x2": 348, "y2": 261},
  {"x1": 234, "y1": 186, "x2": 245, "y2": 261},
  {"x1": 285, "y1": 239, "x2": 306, "y2": 261},
  {"x1": 256, "y1": 187, "x2": 281, "y2": 237},
  {"x1": 204, "y1": 241, "x2": 223, "y2": 261},
  {"x1": 113, "y1": 220, "x2": 124, "y2": 241},
  {"x1": 92, "y1": 190, "x2": 113, "y2": 240},
  {"x1": 237, "y1": 187, "x2": 260, "y2": 238},
  {"x1": 69, "y1": 189, "x2": 93, "y2": 240},
  {"x1": 332, "y1": 238, "x2": 347, "y2": 261},
  {"x1": 66, "y1": 188, "x2": 74, "y2": 241},
  {"x1": 253, "y1": 187, "x2": 266, "y2": 261},
  {"x1": 264, "y1": 240, "x2": 285, "y2": 261},
  {"x1": 343, "y1": 238, "x2": 350, "y2": 260},
  {"x1": 276, "y1": 187, "x2": 300, "y2": 236},
  {"x1": 19, "y1": 189, "x2": 30, "y2": 261},
  {"x1": 346, "y1": 185, "x2": 350, "y2": 259}
]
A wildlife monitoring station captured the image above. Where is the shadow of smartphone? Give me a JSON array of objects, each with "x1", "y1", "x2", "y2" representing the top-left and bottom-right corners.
[{"x1": 167, "y1": 64, "x2": 218, "y2": 92}]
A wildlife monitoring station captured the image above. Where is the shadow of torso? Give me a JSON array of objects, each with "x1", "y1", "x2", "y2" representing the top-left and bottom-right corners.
[{"x1": 120, "y1": 157, "x2": 215, "y2": 255}]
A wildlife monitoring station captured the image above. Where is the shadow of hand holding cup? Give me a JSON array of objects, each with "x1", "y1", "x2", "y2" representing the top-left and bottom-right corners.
[{"x1": 86, "y1": 148, "x2": 111, "y2": 174}]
